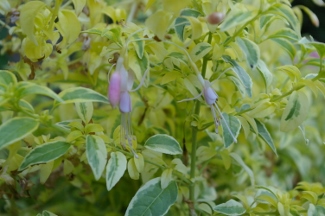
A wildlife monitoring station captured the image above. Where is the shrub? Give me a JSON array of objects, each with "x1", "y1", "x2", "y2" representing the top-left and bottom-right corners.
[{"x1": 0, "y1": 0, "x2": 325, "y2": 215}]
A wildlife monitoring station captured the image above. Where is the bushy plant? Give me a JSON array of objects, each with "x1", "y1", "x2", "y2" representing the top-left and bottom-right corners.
[{"x1": 1, "y1": 0, "x2": 325, "y2": 215}]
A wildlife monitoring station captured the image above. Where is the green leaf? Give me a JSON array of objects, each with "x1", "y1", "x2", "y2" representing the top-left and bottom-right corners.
[
  {"x1": 129, "y1": 51, "x2": 149, "y2": 83},
  {"x1": 228, "y1": 76, "x2": 247, "y2": 97},
  {"x1": 75, "y1": 102, "x2": 93, "y2": 123},
  {"x1": 223, "y1": 55, "x2": 253, "y2": 97},
  {"x1": 213, "y1": 199, "x2": 246, "y2": 215},
  {"x1": 230, "y1": 153, "x2": 255, "y2": 186},
  {"x1": 144, "y1": 134, "x2": 182, "y2": 155},
  {"x1": 220, "y1": 9, "x2": 256, "y2": 32},
  {"x1": 167, "y1": 52, "x2": 188, "y2": 65},
  {"x1": 0, "y1": 70, "x2": 17, "y2": 87},
  {"x1": 269, "y1": 3, "x2": 300, "y2": 34},
  {"x1": 106, "y1": 152, "x2": 127, "y2": 191},
  {"x1": 40, "y1": 161, "x2": 54, "y2": 184},
  {"x1": 190, "y1": 42, "x2": 212, "y2": 62},
  {"x1": 185, "y1": 16, "x2": 203, "y2": 40},
  {"x1": 72, "y1": 0, "x2": 86, "y2": 15},
  {"x1": 0, "y1": 117, "x2": 39, "y2": 150},
  {"x1": 255, "y1": 119, "x2": 277, "y2": 155},
  {"x1": 145, "y1": 10, "x2": 173, "y2": 40},
  {"x1": 236, "y1": 37, "x2": 260, "y2": 68},
  {"x1": 161, "y1": 168, "x2": 173, "y2": 189},
  {"x1": 86, "y1": 135, "x2": 107, "y2": 180},
  {"x1": 174, "y1": 9, "x2": 201, "y2": 41},
  {"x1": 174, "y1": 17, "x2": 189, "y2": 41},
  {"x1": 58, "y1": 87, "x2": 109, "y2": 104},
  {"x1": 308, "y1": 204, "x2": 325, "y2": 216},
  {"x1": 280, "y1": 91, "x2": 309, "y2": 132},
  {"x1": 125, "y1": 177, "x2": 178, "y2": 216},
  {"x1": 277, "y1": 65, "x2": 301, "y2": 81},
  {"x1": 128, "y1": 157, "x2": 140, "y2": 180},
  {"x1": 260, "y1": 14, "x2": 275, "y2": 30},
  {"x1": 221, "y1": 113, "x2": 241, "y2": 148},
  {"x1": 17, "y1": 82, "x2": 63, "y2": 102},
  {"x1": 256, "y1": 60, "x2": 273, "y2": 88},
  {"x1": 56, "y1": 9, "x2": 81, "y2": 49},
  {"x1": 20, "y1": 1, "x2": 47, "y2": 45},
  {"x1": 180, "y1": 8, "x2": 201, "y2": 17},
  {"x1": 82, "y1": 28, "x2": 103, "y2": 36},
  {"x1": 132, "y1": 34, "x2": 144, "y2": 59},
  {"x1": 19, "y1": 99, "x2": 35, "y2": 113},
  {"x1": 270, "y1": 38, "x2": 296, "y2": 59},
  {"x1": 267, "y1": 29, "x2": 299, "y2": 42},
  {"x1": 19, "y1": 141, "x2": 70, "y2": 171}
]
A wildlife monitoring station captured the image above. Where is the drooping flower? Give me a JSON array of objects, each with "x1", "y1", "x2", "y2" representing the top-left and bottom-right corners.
[
  {"x1": 108, "y1": 57, "x2": 149, "y2": 157},
  {"x1": 180, "y1": 74, "x2": 237, "y2": 143},
  {"x1": 107, "y1": 57, "x2": 137, "y2": 157},
  {"x1": 200, "y1": 76, "x2": 237, "y2": 143}
]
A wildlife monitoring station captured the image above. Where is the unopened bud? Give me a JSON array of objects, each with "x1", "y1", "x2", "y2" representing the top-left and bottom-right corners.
[{"x1": 207, "y1": 12, "x2": 225, "y2": 25}]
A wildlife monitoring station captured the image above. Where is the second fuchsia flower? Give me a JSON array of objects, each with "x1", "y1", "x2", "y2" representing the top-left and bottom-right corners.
[{"x1": 197, "y1": 74, "x2": 237, "y2": 143}]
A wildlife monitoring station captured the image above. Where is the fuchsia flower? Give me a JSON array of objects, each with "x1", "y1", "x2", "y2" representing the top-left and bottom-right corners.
[
  {"x1": 182, "y1": 74, "x2": 237, "y2": 143},
  {"x1": 201, "y1": 76, "x2": 237, "y2": 143},
  {"x1": 108, "y1": 57, "x2": 149, "y2": 157},
  {"x1": 108, "y1": 57, "x2": 137, "y2": 157}
]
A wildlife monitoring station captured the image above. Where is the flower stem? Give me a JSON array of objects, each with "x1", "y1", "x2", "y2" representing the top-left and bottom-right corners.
[
  {"x1": 189, "y1": 101, "x2": 201, "y2": 202},
  {"x1": 189, "y1": 32, "x2": 213, "y2": 209}
]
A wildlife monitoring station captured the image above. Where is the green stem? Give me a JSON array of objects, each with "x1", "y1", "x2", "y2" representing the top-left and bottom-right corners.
[
  {"x1": 270, "y1": 84, "x2": 304, "y2": 102},
  {"x1": 189, "y1": 32, "x2": 213, "y2": 206},
  {"x1": 49, "y1": 0, "x2": 63, "y2": 30},
  {"x1": 189, "y1": 101, "x2": 201, "y2": 202},
  {"x1": 201, "y1": 32, "x2": 213, "y2": 78}
]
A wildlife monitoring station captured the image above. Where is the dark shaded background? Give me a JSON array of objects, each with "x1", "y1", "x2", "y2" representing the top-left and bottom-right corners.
[{"x1": 292, "y1": 0, "x2": 325, "y2": 42}]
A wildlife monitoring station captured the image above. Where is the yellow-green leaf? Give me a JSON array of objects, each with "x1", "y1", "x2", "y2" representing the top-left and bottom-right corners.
[
  {"x1": 106, "y1": 152, "x2": 127, "y2": 191},
  {"x1": 75, "y1": 102, "x2": 93, "y2": 123},
  {"x1": 86, "y1": 135, "x2": 107, "y2": 180},
  {"x1": 19, "y1": 141, "x2": 70, "y2": 171},
  {"x1": 280, "y1": 91, "x2": 309, "y2": 132},
  {"x1": 72, "y1": 0, "x2": 86, "y2": 15},
  {"x1": 145, "y1": 10, "x2": 173, "y2": 40},
  {"x1": 161, "y1": 168, "x2": 173, "y2": 189},
  {"x1": 20, "y1": 1, "x2": 47, "y2": 45},
  {"x1": 0, "y1": 117, "x2": 39, "y2": 150},
  {"x1": 128, "y1": 157, "x2": 139, "y2": 180},
  {"x1": 56, "y1": 9, "x2": 81, "y2": 49}
]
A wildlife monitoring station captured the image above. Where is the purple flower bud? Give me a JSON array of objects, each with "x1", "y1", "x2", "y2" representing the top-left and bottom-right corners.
[
  {"x1": 203, "y1": 81, "x2": 218, "y2": 105},
  {"x1": 108, "y1": 72, "x2": 121, "y2": 108},
  {"x1": 119, "y1": 91, "x2": 132, "y2": 113}
]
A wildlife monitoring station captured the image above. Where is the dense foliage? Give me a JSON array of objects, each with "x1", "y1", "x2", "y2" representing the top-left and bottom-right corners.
[{"x1": 1, "y1": 0, "x2": 325, "y2": 215}]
